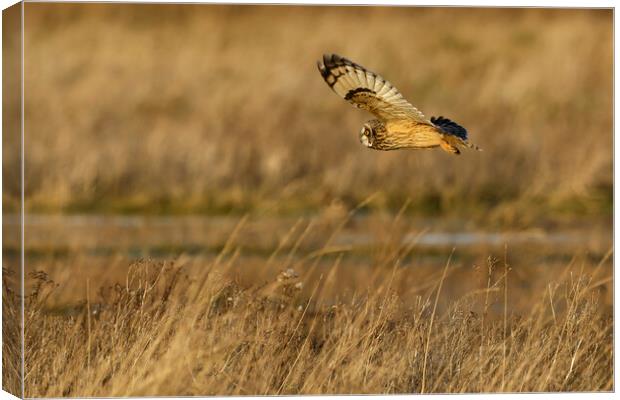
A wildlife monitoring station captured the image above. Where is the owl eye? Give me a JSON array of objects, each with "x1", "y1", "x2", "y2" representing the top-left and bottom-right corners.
[{"x1": 364, "y1": 127, "x2": 371, "y2": 136}]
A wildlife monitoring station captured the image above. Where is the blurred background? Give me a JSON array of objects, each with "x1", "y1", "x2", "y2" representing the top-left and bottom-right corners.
[
  {"x1": 2, "y1": 2, "x2": 612, "y2": 307},
  {"x1": 6, "y1": 5, "x2": 611, "y2": 222},
  {"x1": 1, "y1": 3, "x2": 611, "y2": 305},
  {"x1": 2, "y1": 5, "x2": 613, "y2": 396}
]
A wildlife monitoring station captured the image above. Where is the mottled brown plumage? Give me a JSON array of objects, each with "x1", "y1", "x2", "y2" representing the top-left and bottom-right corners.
[{"x1": 317, "y1": 53, "x2": 480, "y2": 155}]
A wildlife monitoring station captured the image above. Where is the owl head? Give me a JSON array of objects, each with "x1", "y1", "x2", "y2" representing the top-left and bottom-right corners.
[{"x1": 359, "y1": 120, "x2": 384, "y2": 149}]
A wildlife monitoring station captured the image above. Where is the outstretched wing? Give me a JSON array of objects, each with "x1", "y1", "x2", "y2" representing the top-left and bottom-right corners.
[{"x1": 317, "y1": 53, "x2": 429, "y2": 123}]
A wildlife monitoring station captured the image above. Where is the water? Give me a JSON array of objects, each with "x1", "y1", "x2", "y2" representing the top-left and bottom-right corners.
[{"x1": 4, "y1": 214, "x2": 611, "y2": 259}]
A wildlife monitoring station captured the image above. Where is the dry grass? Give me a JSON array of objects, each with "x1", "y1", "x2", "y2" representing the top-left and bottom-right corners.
[
  {"x1": 1, "y1": 4, "x2": 613, "y2": 396},
  {"x1": 5, "y1": 211, "x2": 613, "y2": 396},
  {"x1": 5, "y1": 5, "x2": 612, "y2": 221}
]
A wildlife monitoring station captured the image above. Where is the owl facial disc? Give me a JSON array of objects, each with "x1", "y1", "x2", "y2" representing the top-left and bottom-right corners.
[{"x1": 360, "y1": 126, "x2": 372, "y2": 148}]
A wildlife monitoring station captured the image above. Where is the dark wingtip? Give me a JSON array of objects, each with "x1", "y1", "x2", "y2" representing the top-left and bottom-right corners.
[
  {"x1": 317, "y1": 59, "x2": 331, "y2": 80},
  {"x1": 318, "y1": 53, "x2": 366, "y2": 89},
  {"x1": 322, "y1": 53, "x2": 349, "y2": 68}
]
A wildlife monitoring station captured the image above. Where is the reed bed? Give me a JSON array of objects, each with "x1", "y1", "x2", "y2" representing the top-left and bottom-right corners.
[{"x1": 4, "y1": 212, "x2": 612, "y2": 396}]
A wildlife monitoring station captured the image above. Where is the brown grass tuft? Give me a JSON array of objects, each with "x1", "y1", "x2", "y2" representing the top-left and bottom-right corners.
[{"x1": 12, "y1": 216, "x2": 612, "y2": 396}]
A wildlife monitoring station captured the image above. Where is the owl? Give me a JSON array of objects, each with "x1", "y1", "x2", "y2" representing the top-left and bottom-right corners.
[{"x1": 317, "y1": 54, "x2": 480, "y2": 155}]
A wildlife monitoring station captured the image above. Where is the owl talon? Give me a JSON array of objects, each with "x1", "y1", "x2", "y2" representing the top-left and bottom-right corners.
[{"x1": 440, "y1": 140, "x2": 460, "y2": 155}]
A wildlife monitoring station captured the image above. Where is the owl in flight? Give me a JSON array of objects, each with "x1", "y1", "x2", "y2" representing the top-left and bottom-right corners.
[{"x1": 317, "y1": 54, "x2": 480, "y2": 155}]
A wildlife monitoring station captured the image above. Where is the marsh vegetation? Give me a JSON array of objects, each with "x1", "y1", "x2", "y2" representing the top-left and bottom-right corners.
[
  {"x1": 5, "y1": 210, "x2": 614, "y2": 396},
  {"x1": 2, "y1": 5, "x2": 612, "y2": 396}
]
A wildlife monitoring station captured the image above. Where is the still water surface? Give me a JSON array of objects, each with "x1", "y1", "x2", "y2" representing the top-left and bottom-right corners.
[{"x1": 4, "y1": 214, "x2": 611, "y2": 259}]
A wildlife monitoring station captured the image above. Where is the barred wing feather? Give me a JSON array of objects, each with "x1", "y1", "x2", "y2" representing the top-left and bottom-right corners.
[{"x1": 317, "y1": 53, "x2": 429, "y2": 123}]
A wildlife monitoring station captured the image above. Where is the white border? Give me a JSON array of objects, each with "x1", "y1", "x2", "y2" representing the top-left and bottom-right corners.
[{"x1": 6, "y1": 0, "x2": 618, "y2": 7}]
